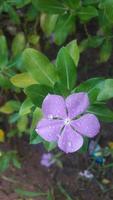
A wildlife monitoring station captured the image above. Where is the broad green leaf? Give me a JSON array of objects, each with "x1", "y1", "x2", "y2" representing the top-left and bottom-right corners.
[
  {"x1": 78, "y1": 6, "x2": 98, "y2": 22},
  {"x1": 54, "y1": 14, "x2": 75, "y2": 45},
  {"x1": 26, "y1": 4, "x2": 38, "y2": 21},
  {"x1": 88, "y1": 104, "x2": 113, "y2": 122},
  {"x1": 54, "y1": 81, "x2": 70, "y2": 96},
  {"x1": 66, "y1": 40, "x2": 80, "y2": 66},
  {"x1": 99, "y1": 40, "x2": 112, "y2": 63},
  {"x1": 73, "y1": 77, "x2": 104, "y2": 103},
  {"x1": 7, "y1": 5, "x2": 20, "y2": 24},
  {"x1": 56, "y1": 47, "x2": 77, "y2": 94},
  {"x1": 0, "y1": 35, "x2": 8, "y2": 69},
  {"x1": 101, "y1": 0, "x2": 113, "y2": 22},
  {"x1": 64, "y1": 0, "x2": 81, "y2": 9},
  {"x1": 19, "y1": 98, "x2": 33, "y2": 116},
  {"x1": 83, "y1": 0, "x2": 99, "y2": 5},
  {"x1": 30, "y1": 130, "x2": 43, "y2": 144},
  {"x1": 25, "y1": 84, "x2": 53, "y2": 106},
  {"x1": 73, "y1": 77, "x2": 104, "y2": 93},
  {"x1": 0, "y1": 74, "x2": 12, "y2": 89},
  {"x1": 13, "y1": 0, "x2": 30, "y2": 8},
  {"x1": 31, "y1": 107, "x2": 43, "y2": 131},
  {"x1": 79, "y1": 36, "x2": 104, "y2": 52},
  {"x1": 40, "y1": 13, "x2": 58, "y2": 36},
  {"x1": 11, "y1": 32, "x2": 26, "y2": 58},
  {"x1": 10, "y1": 72, "x2": 37, "y2": 88},
  {"x1": 0, "y1": 100, "x2": 20, "y2": 114},
  {"x1": 9, "y1": 113, "x2": 19, "y2": 124},
  {"x1": 32, "y1": 0, "x2": 66, "y2": 14},
  {"x1": 22, "y1": 48, "x2": 56, "y2": 86},
  {"x1": 97, "y1": 79, "x2": 113, "y2": 101},
  {"x1": 17, "y1": 116, "x2": 28, "y2": 132}
]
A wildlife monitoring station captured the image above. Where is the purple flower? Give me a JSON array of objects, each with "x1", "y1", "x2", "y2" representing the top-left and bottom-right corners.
[
  {"x1": 36, "y1": 93, "x2": 100, "y2": 153},
  {"x1": 40, "y1": 153, "x2": 54, "y2": 167}
]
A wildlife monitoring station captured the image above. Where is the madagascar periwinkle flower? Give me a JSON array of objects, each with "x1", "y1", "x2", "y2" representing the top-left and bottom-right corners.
[
  {"x1": 40, "y1": 153, "x2": 55, "y2": 167},
  {"x1": 36, "y1": 93, "x2": 100, "y2": 153}
]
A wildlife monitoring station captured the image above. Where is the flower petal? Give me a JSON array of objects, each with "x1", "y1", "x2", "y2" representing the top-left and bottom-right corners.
[
  {"x1": 58, "y1": 126, "x2": 83, "y2": 153},
  {"x1": 66, "y1": 93, "x2": 89, "y2": 118},
  {"x1": 36, "y1": 119, "x2": 64, "y2": 142},
  {"x1": 42, "y1": 94, "x2": 67, "y2": 119},
  {"x1": 71, "y1": 114, "x2": 100, "y2": 138}
]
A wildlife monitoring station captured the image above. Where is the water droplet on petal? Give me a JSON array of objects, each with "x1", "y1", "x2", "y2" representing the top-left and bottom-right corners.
[
  {"x1": 48, "y1": 114, "x2": 53, "y2": 119},
  {"x1": 68, "y1": 141, "x2": 72, "y2": 147}
]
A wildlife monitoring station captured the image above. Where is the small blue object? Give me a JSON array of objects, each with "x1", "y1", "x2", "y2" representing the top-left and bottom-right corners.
[{"x1": 89, "y1": 142, "x2": 105, "y2": 164}]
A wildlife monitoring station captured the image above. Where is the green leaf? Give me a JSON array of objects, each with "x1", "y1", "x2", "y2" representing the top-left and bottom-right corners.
[
  {"x1": 25, "y1": 84, "x2": 53, "y2": 106},
  {"x1": 78, "y1": 6, "x2": 98, "y2": 22},
  {"x1": 66, "y1": 40, "x2": 80, "y2": 66},
  {"x1": 44, "y1": 141, "x2": 57, "y2": 151},
  {"x1": 10, "y1": 72, "x2": 37, "y2": 88},
  {"x1": 54, "y1": 14, "x2": 75, "y2": 45},
  {"x1": 11, "y1": 32, "x2": 26, "y2": 58},
  {"x1": 56, "y1": 47, "x2": 77, "y2": 94},
  {"x1": 9, "y1": 113, "x2": 19, "y2": 124},
  {"x1": 32, "y1": 0, "x2": 66, "y2": 14},
  {"x1": 13, "y1": 0, "x2": 30, "y2": 8},
  {"x1": 12, "y1": 157, "x2": 21, "y2": 169},
  {"x1": 74, "y1": 77, "x2": 104, "y2": 93},
  {"x1": 97, "y1": 79, "x2": 113, "y2": 101},
  {"x1": 88, "y1": 104, "x2": 113, "y2": 122},
  {"x1": 19, "y1": 98, "x2": 33, "y2": 116},
  {"x1": 22, "y1": 48, "x2": 56, "y2": 86},
  {"x1": 47, "y1": 190, "x2": 53, "y2": 200},
  {"x1": 30, "y1": 108, "x2": 43, "y2": 144},
  {"x1": 8, "y1": 5, "x2": 20, "y2": 24},
  {"x1": 0, "y1": 34, "x2": 8, "y2": 69},
  {"x1": 30, "y1": 130, "x2": 43, "y2": 144},
  {"x1": 15, "y1": 188, "x2": 45, "y2": 197},
  {"x1": 73, "y1": 77, "x2": 104, "y2": 103},
  {"x1": 17, "y1": 116, "x2": 28, "y2": 133},
  {"x1": 83, "y1": 0, "x2": 99, "y2": 5},
  {"x1": 40, "y1": 13, "x2": 58, "y2": 37},
  {"x1": 0, "y1": 100, "x2": 20, "y2": 114},
  {"x1": 79, "y1": 137, "x2": 89, "y2": 153},
  {"x1": 101, "y1": 0, "x2": 113, "y2": 22},
  {"x1": 0, "y1": 154, "x2": 10, "y2": 173},
  {"x1": 79, "y1": 36, "x2": 104, "y2": 53},
  {"x1": 99, "y1": 40, "x2": 112, "y2": 63},
  {"x1": 31, "y1": 107, "x2": 43, "y2": 131},
  {"x1": 0, "y1": 74, "x2": 12, "y2": 89},
  {"x1": 65, "y1": 0, "x2": 81, "y2": 9}
]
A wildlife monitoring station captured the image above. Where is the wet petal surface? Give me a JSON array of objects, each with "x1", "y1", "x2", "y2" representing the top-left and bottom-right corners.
[
  {"x1": 36, "y1": 119, "x2": 64, "y2": 142},
  {"x1": 42, "y1": 94, "x2": 67, "y2": 119},
  {"x1": 66, "y1": 93, "x2": 89, "y2": 118},
  {"x1": 72, "y1": 114, "x2": 100, "y2": 138},
  {"x1": 58, "y1": 126, "x2": 83, "y2": 153}
]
